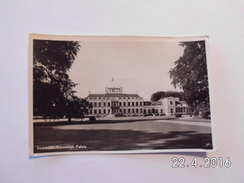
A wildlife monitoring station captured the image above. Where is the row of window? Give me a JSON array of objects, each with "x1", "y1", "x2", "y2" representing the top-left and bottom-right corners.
[
  {"x1": 92, "y1": 101, "x2": 143, "y2": 107},
  {"x1": 175, "y1": 107, "x2": 187, "y2": 113},
  {"x1": 144, "y1": 109, "x2": 164, "y2": 114},
  {"x1": 89, "y1": 97, "x2": 142, "y2": 100},
  {"x1": 92, "y1": 108, "x2": 143, "y2": 114},
  {"x1": 91, "y1": 108, "x2": 166, "y2": 115}
]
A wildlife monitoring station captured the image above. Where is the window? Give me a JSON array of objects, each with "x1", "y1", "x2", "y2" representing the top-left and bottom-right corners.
[
  {"x1": 132, "y1": 102, "x2": 134, "y2": 106},
  {"x1": 136, "y1": 108, "x2": 138, "y2": 113},
  {"x1": 104, "y1": 109, "x2": 106, "y2": 114},
  {"x1": 94, "y1": 102, "x2": 97, "y2": 107},
  {"x1": 124, "y1": 109, "x2": 126, "y2": 113},
  {"x1": 99, "y1": 109, "x2": 101, "y2": 114},
  {"x1": 132, "y1": 109, "x2": 134, "y2": 113},
  {"x1": 136, "y1": 102, "x2": 138, "y2": 106},
  {"x1": 128, "y1": 102, "x2": 130, "y2": 106},
  {"x1": 94, "y1": 109, "x2": 97, "y2": 114},
  {"x1": 108, "y1": 102, "x2": 110, "y2": 107},
  {"x1": 98, "y1": 102, "x2": 101, "y2": 107},
  {"x1": 170, "y1": 101, "x2": 173, "y2": 105},
  {"x1": 104, "y1": 102, "x2": 106, "y2": 107},
  {"x1": 124, "y1": 102, "x2": 126, "y2": 106}
]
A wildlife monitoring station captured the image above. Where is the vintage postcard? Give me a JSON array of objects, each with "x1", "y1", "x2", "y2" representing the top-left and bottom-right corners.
[{"x1": 30, "y1": 34, "x2": 216, "y2": 156}]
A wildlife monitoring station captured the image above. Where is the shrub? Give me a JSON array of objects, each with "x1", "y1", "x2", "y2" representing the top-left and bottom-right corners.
[
  {"x1": 89, "y1": 116, "x2": 96, "y2": 121},
  {"x1": 144, "y1": 113, "x2": 153, "y2": 117},
  {"x1": 202, "y1": 111, "x2": 211, "y2": 119},
  {"x1": 175, "y1": 114, "x2": 182, "y2": 118},
  {"x1": 115, "y1": 114, "x2": 126, "y2": 117}
]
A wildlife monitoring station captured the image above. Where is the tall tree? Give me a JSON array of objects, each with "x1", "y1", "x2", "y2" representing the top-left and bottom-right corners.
[
  {"x1": 151, "y1": 91, "x2": 183, "y2": 101},
  {"x1": 65, "y1": 96, "x2": 93, "y2": 122},
  {"x1": 169, "y1": 41, "x2": 209, "y2": 111},
  {"x1": 33, "y1": 40, "x2": 90, "y2": 120}
]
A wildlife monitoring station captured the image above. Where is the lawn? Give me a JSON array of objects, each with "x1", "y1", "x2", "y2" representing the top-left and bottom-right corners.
[{"x1": 33, "y1": 119, "x2": 213, "y2": 153}]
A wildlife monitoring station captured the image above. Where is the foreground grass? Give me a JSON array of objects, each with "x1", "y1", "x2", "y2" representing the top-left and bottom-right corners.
[{"x1": 33, "y1": 120, "x2": 213, "y2": 153}]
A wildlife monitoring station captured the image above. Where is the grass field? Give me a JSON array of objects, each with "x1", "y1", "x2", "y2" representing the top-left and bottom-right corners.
[{"x1": 33, "y1": 118, "x2": 213, "y2": 154}]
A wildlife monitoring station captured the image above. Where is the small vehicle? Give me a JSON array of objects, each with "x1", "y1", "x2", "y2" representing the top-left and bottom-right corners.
[
  {"x1": 89, "y1": 116, "x2": 96, "y2": 121},
  {"x1": 82, "y1": 116, "x2": 96, "y2": 121}
]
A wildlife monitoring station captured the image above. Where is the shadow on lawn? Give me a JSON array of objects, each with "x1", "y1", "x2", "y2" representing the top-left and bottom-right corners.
[
  {"x1": 34, "y1": 127, "x2": 213, "y2": 153},
  {"x1": 33, "y1": 118, "x2": 168, "y2": 127}
]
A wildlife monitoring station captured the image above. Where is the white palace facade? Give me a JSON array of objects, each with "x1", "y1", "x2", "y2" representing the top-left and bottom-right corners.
[{"x1": 86, "y1": 87, "x2": 189, "y2": 117}]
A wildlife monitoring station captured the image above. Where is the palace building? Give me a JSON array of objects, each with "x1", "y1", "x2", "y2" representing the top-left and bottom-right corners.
[
  {"x1": 143, "y1": 97, "x2": 189, "y2": 116},
  {"x1": 86, "y1": 87, "x2": 189, "y2": 117},
  {"x1": 86, "y1": 87, "x2": 144, "y2": 116}
]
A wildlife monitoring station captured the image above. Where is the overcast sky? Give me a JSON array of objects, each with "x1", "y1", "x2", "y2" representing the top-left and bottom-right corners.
[{"x1": 68, "y1": 37, "x2": 184, "y2": 101}]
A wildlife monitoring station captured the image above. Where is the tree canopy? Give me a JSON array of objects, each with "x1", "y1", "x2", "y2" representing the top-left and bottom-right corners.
[
  {"x1": 150, "y1": 91, "x2": 184, "y2": 101},
  {"x1": 169, "y1": 41, "x2": 209, "y2": 111},
  {"x1": 33, "y1": 40, "x2": 91, "y2": 121}
]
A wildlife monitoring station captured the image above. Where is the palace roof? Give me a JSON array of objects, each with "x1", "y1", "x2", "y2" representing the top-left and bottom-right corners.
[{"x1": 87, "y1": 93, "x2": 141, "y2": 98}]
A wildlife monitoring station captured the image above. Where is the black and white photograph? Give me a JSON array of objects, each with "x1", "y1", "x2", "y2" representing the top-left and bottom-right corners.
[{"x1": 30, "y1": 35, "x2": 215, "y2": 156}]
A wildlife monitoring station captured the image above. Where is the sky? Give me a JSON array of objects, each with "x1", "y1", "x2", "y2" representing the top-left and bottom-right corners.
[{"x1": 68, "y1": 37, "x2": 184, "y2": 101}]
